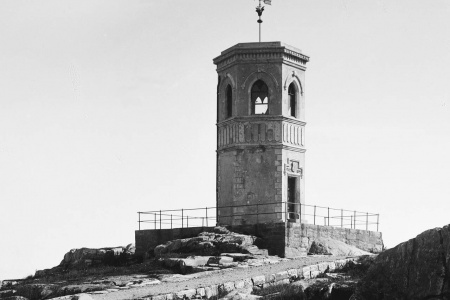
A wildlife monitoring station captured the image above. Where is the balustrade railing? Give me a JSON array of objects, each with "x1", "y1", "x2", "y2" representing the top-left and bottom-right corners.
[{"x1": 137, "y1": 202, "x2": 379, "y2": 232}]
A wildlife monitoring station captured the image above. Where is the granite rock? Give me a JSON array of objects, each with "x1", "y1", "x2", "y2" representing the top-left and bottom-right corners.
[{"x1": 357, "y1": 224, "x2": 450, "y2": 299}]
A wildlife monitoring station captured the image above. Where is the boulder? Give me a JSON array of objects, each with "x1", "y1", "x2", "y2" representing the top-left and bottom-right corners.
[
  {"x1": 163, "y1": 255, "x2": 240, "y2": 273},
  {"x1": 154, "y1": 227, "x2": 264, "y2": 257},
  {"x1": 357, "y1": 224, "x2": 450, "y2": 299},
  {"x1": 308, "y1": 238, "x2": 371, "y2": 256},
  {"x1": 207, "y1": 256, "x2": 233, "y2": 265}
]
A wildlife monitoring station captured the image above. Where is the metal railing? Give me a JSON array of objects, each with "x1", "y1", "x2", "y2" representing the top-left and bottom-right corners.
[{"x1": 137, "y1": 202, "x2": 379, "y2": 232}]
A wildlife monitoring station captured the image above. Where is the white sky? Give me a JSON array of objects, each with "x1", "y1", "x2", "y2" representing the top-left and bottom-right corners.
[{"x1": 1, "y1": 0, "x2": 449, "y2": 280}]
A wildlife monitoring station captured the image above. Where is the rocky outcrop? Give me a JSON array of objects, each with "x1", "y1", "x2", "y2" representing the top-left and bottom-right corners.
[
  {"x1": 59, "y1": 244, "x2": 135, "y2": 269},
  {"x1": 13, "y1": 284, "x2": 57, "y2": 300},
  {"x1": 357, "y1": 224, "x2": 450, "y2": 299},
  {"x1": 154, "y1": 227, "x2": 267, "y2": 257},
  {"x1": 308, "y1": 238, "x2": 372, "y2": 256},
  {"x1": 34, "y1": 244, "x2": 136, "y2": 277}
]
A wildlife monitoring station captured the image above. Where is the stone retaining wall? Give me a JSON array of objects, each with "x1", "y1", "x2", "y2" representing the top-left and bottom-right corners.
[
  {"x1": 285, "y1": 223, "x2": 383, "y2": 257},
  {"x1": 135, "y1": 223, "x2": 383, "y2": 258}
]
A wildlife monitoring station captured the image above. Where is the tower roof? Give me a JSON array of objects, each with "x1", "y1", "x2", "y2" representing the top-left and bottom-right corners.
[{"x1": 213, "y1": 41, "x2": 309, "y2": 71}]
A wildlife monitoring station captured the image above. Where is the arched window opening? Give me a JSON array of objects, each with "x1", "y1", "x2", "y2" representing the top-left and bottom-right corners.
[
  {"x1": 251, "y1": 80, "x2": 269, "y2": 115},
  {"x1": 288, "y1": 83, "x2": 297, "y2": 118},
  {"x1": 226, "y1": 85, "x2": 232, "y2": 118}
]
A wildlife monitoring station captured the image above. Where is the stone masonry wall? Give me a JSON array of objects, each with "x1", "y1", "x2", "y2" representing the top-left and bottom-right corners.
[
  {"x1": 217, "y1": 147, "x2": 282, "y2": 225},
  {"x1": 285, "y1": 223, "x2": 383, "y2": 258},
  {"x1": 135, "y1": 223, "x2": 383, "y2": 259}
]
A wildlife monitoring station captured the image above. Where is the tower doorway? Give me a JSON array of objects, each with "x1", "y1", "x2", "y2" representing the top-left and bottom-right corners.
[{"x1": 287, "y1": 176, "x2": 299, "y2": 220}]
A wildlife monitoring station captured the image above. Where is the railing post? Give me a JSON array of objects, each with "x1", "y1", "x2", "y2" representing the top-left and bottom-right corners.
[
  {"x1": 187, "y1": 215, "x2": 189, "y2": 228},
  {"x1": 159, "y1": 210, "x2": 161, "y2": 230},
  {"x1": 377, "y1": 214, "x2": 379, "y2": 232},
  {"x1": 341, "y1": 209, "x2": 343, "y2": 228},
  {"x1": 182, "y1": 209, "x2": 184, "y2": 228},
  {"x1": 314, "y1": 205, "x2": 316, "y2": 225},
  {"x1": 256, "y1": 203, "x2": 259, "y2": 224},
  {"x1": 206, "y1": 207, "x2": 208, "y2": 227},
  {"x1": 138, "y1": 212, "x2": 141, "y2": 231},
  {"x1": 171, "y1": 214, "x2": 173, "y2": 229},
  {"x1": 284, "y1": 201, "x2": 288, "y2": 222},
  {"x1": 154, "y1": 213, "x2": 156, "y2": 230},
  {"x1": 299, "y1": 203, "x2": 302, "y2": 223},
  {"x1": 327, "y1": 207, "x2": 330, "y2": 226},
  {"x1": 366, "y1": 212, "x2": 368, "y2": 231}
]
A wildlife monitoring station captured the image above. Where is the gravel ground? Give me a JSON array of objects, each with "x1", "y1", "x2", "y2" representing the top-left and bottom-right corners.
[{"x1": 90, "y1": 255, "x2": 350, "y2": 300}]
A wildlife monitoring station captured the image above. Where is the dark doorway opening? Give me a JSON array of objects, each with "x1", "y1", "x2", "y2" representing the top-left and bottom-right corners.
[{"x1": 287, "y1": 176, "x2": 298, "y2": 220}]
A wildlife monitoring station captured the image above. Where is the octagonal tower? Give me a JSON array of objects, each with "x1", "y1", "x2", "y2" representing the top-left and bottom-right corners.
[{"x1": 214, "y1": 42, "x2": 309, "y2": 225}]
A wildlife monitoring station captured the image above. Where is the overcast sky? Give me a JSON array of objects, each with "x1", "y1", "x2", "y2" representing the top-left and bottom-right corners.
[{"x1": 1, "y1": 0, "x2": 449, "y2": 280}]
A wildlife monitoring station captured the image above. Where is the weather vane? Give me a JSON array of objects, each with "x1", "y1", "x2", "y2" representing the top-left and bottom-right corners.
[{"x1": 256, "y1": 0, "x2": 271, "y2": 43}]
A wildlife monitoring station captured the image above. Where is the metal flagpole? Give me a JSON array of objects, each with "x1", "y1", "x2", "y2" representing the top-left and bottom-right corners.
[
  {"x1": 259, "y1": 15, "x2": 261, "y2": 42},
  {"x1": 256, "y1": 0, "x2": 264, "y2": 42},
  {"x1": 255, "y1": 0, "x2": 271, "y2": 43}
]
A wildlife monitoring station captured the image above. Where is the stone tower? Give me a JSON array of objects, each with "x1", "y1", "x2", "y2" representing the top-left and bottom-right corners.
[{"x1": 213, "y1": 42, "x2": 309, "y2": 226}]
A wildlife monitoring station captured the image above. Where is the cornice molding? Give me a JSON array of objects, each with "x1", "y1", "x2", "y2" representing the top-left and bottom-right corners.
[
  {"x1": 217, "y1": 144, "x2": 306, "y2": 153},
  {"x1": 214, "y1": 44, "x2": 309, "y2": 72},
  {"x1": 217, "y1": 115, "x2": 306, "y2": 127}
]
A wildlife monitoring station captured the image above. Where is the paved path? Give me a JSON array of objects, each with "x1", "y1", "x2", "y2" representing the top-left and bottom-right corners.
[{"x1": 90, "y1": 256, "x2": 349, "y2": 300}]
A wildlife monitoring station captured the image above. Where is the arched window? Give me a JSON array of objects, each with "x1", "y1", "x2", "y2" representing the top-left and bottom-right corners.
[
  {"x1": 226, "y1": 85, "x2": 232, "y2": 118},
  {"x1": 288, "y1": 83, "x2": 297, "y2": 118},
  {"x1": 251, "y1": 80, "x2": 269, "y2": 115}
]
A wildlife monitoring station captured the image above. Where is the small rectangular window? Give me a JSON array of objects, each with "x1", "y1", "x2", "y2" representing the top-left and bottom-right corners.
[
  {"x1": 226, "y1": 85, "x2": 232, "y2": 118},
  {"x1": 288, "y1": 83, "x2": 297, "y2": 118}
]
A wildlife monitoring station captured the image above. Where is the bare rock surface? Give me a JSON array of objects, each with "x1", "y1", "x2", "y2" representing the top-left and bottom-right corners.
[
  {"x1": 308, "y1": 238, "x2": 372, "y2": 257},
  {"x1": 357, "y1": 224, "x2": 450, "y2": 299},
  {"x1": 33, "y1": 244, "x2": 137, "y2": 279},
  {"x1": 276, "y1": 278, "x2": 357, "y2": 300},
  {"x1": 14, "y1": 284, "x2": 58, "y2": 300},
  {"x1": 60, "y1": 244, "x2": 136, "y2": 269},
  {"x1": 154, "y1": 227, "x2": 267, "y2": 257}
]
